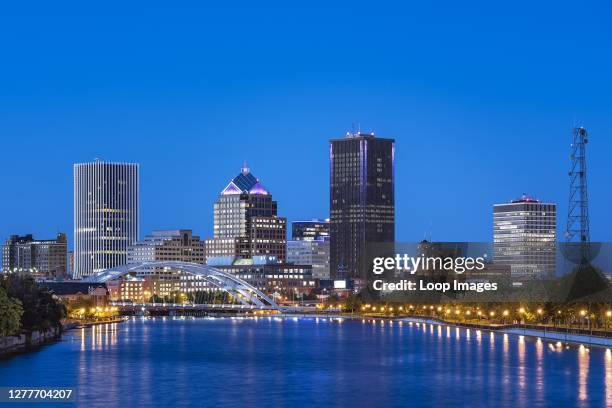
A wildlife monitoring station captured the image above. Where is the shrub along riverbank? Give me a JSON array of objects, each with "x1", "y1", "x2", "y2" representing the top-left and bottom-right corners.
[{"x1": 0, "y1": 274, "x2": 66, "y2": 354}]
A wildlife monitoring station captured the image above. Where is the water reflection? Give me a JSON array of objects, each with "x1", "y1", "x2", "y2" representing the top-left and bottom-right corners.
[
  {"x1": 535, "y1": 337, "x2": 543, "y2": 400},
  {"x1": 606, "y1": 349, "x2": 612, "y2": 405},
  {"x1": 518, "y1": 335, "x2": 525, "y2": 391},
  {"x1": 1, "y1": 318, "x2": 610, "y2": 407},
  {"x1": 578, "y1": 345, "x2": 590, "y2": 402}
]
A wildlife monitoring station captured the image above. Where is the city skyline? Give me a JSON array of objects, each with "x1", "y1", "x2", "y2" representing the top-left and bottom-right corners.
[
  {"x1": 1, "y1": 129, "x2": 609, "y2": 250},
  {"x1": 1, "y1": 4, "x2": 610, "y2": 408},
  {"x1": 1, "y1": 2, "x2": 611, "y2": 245}
]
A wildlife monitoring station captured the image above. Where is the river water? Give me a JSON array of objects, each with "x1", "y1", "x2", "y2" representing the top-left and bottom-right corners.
[{"x1": 0, "y1": 316, "x2": 610, "y2": 407}]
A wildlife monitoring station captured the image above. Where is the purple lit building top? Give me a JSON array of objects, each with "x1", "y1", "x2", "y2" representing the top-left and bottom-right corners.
[{"x1": 221, "y1": 163, "x2": 270, "y2": 196}]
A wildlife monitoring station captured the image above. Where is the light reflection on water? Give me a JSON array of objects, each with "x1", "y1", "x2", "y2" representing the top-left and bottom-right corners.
[{"x1": 0, "y1": 317, "x2": 610, "y2": 407}]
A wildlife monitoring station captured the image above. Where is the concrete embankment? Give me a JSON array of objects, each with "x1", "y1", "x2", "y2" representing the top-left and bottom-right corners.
[
  {"x1": 0, "y1": 327, "x2": 61, "y2": 356},
  {"x1": 500, "y1": 327, "x2": 612, "y2": 347},
  {"x1": 399, "y1": 316, "x2": 612, "y2": 348}
]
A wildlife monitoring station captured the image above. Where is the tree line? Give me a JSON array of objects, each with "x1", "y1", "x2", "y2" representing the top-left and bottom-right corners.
[{"x1": 0, "y1": 274, "x2": 65, "y2": 337}]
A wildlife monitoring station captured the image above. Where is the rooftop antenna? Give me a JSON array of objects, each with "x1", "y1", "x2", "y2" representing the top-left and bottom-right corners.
[{"x1": 241, "y1": 160, "x2": 250, "y2": 175}]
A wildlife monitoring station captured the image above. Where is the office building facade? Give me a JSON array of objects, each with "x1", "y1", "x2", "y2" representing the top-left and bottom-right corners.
[
  {"x1": 205, "y1": 165, "x2": 286, "y2": 263},
  {"x1": 330, "y1": 132, "x2": 395, "y2": 279},
  {"x1": 209, "y1": 255, "x2": 316, "y2": 296},
  {"x1": 74, "y1": 161, "x2": 139, "y2": 278},
  {"x1": 128, "y1": 230, "x2": 206, "y2": 264},
  {"x1": 292, "y1": 219, "x2": 330, "y2": 241},
  {"x1": 493, "y1": 195, "x2": 556, "y2": 281},
  {"x1": 2, "y1": 233, "x2": 68, "y2": 279},
  {"x1": 287, "y1": 239, "x2": 330, "y2": 279}
]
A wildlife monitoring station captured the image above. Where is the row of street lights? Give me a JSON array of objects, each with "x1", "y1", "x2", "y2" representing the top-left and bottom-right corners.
[{"x1": 357, "y1": 304, "x2": 612, "y2": 329}]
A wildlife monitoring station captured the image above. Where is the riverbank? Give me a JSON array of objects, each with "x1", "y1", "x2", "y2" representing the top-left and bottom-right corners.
[
  {"x1": 392, "y1": 316, "x2": 612, "y2": 347},
  {"x1": 277, "y1": 312, "x2": 612, "y2": 348},
  {"x1": 0, "y1": 327, "x2": 62, "y2": 356},
  {"x1": 64, "y1": 317, "x2": 128, "y2": 330},
  {"x1": 1, "y1": 318, "x2": 127, "y2": 357}
]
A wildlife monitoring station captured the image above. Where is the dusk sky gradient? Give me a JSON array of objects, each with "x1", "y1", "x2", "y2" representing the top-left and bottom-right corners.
[{"x1": 1, "y1": 1, "x2": 611, "y2": 247}]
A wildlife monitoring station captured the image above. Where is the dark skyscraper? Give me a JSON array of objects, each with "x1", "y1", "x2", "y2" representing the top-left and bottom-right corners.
[{"x1": 330, "y1": 132, "x2": 395, "y2": 280}]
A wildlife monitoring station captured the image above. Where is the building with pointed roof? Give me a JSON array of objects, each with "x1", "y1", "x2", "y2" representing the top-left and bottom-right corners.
[{"x1": 205, "y1": 165, "x2": 286, "y2": 263}]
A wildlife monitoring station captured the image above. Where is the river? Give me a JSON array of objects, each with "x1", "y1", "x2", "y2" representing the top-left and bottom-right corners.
[{"x1": 0, "y1": 316, "x2": 610, "y2": 407}]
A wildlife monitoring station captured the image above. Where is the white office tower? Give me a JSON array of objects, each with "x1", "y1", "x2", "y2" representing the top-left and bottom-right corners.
[
  {"x1": 74, "y1": 161, "x2": 139, "y2": 278},
  {"x1": 493, "y1": 194, "x2": 556, "y2": 283}
]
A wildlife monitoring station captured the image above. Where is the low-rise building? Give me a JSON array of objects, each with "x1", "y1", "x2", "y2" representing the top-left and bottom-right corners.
[
  {"x1": 208, "y1": 255, "x2": 317, "y2": 296},
  {"x1": 128, "y1": 230, "x2": 206, "y2": 265},
  {"x1": 44, "y1": 281, "x2": 109, "y2": 308},
  {"x1": 287, "y1": 240, "x2": 330, "y2": 279}
]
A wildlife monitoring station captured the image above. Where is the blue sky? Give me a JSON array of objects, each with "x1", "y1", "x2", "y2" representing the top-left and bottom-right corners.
[{"x1": 1, "y1": 1, "x2": 611, "y2": 246}]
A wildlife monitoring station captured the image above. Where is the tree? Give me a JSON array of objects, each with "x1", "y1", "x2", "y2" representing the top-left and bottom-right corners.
[
  {"x1": 344, "y1": 294, "x2": 362, "y2": 312},
  {"x1": 0, "y1": 285, "x2": 23, "y2": 336},
  {"x1": 64, "y1": 297, "x2": 94, "y2": 317},
  {"x1": 2, "y1": 273, "x2": 65, "y2": 332}
]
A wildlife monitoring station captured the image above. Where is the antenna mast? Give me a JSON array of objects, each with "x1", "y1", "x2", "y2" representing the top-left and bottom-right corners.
[{"x1": 565, "y1": 126, "x2": 590, "y2": 263}]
